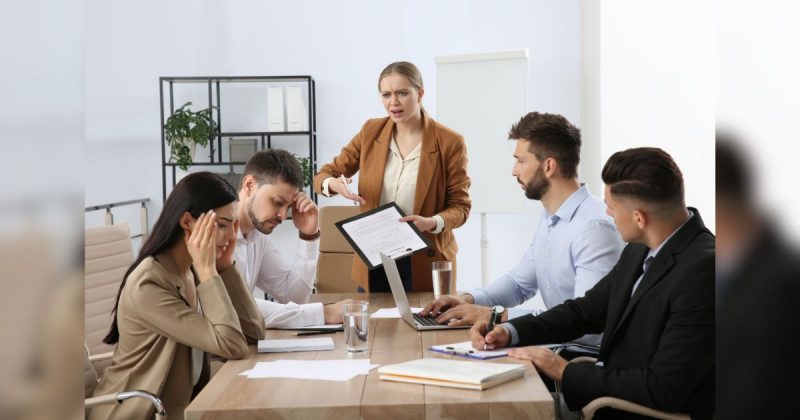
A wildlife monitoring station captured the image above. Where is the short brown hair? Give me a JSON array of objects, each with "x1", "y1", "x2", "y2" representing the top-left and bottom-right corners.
[
  {"x1": 378, "y1": 61, "x2": 424, "y2": 92},
  {"x1": 242, "y1": 149, "x2": 303, "y2": 189},
  {"x1": 602, "y1": 147, "x2": 685, "y2": 206},
  {"x1": 508, "y1": 112, "x2": 581, "y2": 178}
]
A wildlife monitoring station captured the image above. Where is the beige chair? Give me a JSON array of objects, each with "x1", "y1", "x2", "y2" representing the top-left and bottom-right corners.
[
  {"x1": 84, "y1": 224, "x2": 165, "y2": 418},
  {"x1": 569, "y1": 357, "x2": 690, "y2": 420},
  {"x1": 84, "y1": 224, "x2": 134, "y2": 377},
  {"x1": 316, "y1": 206, "x2": 360, "y2": 293}
]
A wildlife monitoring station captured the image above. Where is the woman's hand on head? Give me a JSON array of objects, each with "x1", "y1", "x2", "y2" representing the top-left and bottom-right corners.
[{"x1": 185, "y1": 211, "x2": 219, "y2": 282}]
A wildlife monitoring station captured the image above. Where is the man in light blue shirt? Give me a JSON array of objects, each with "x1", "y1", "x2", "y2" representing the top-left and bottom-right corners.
[{"x1": 421, "y1": 112, "x2": 623, "y2": 341}]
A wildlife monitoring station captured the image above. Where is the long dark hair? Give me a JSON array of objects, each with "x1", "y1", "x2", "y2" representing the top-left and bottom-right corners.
[{"x1": 103, "y1": 172, "x2": 238, "y2": 345}]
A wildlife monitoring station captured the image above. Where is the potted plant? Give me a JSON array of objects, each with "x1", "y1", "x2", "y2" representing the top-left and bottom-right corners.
[
  {"x1": 295, "y1": 155, "x2": 313, "y2": 188},
  {"x1": 164, "y1": 102, "x2": 219, "y2": 170}
]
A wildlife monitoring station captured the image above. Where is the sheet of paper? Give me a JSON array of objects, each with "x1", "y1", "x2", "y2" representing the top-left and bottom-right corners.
[
  {"x1": 430, "y1": 341, "x2": 509, "y2": 359},
  {"x1": 370, "y1": 307, "x2": 422, "y2": 318},
  {"x1": 240, "y1": 359, "x2": 379, "y2": 381},
  {"x1": 340, "y1": 204, "x2": 428, "y2": 267}
]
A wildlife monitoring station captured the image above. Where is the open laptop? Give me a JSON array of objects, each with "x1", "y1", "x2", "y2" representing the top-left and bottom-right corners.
[{"x1": 380, "y1": 252, "x2": 470, "y2": 331}]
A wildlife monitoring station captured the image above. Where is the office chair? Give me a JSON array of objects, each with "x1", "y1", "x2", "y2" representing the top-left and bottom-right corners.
[
  {"x1": 84, "y1": 223, "x2": 134, "y2": 374},
  {"x1": 84, "y1": 224, "x2": 165, "y2": 418},
  {"x1": 84, "y1": 349, "x2": 166, "y2": 419},
  {"x1": 569, "y1": 357, "x2": 690, "y2": 420}
]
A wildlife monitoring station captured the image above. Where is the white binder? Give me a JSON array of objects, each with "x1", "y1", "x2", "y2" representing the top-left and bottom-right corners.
[
  {"x1": 267, "y1": 86, "x2": 285, "y2": 132},
  {"x1": 285, "y1": 85, "x2": 307, "y2": 131}
]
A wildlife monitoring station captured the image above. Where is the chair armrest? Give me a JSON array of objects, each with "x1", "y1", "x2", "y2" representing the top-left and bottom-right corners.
[
  {"x1": 85, "y1": 393, "x2": 118, "y2": 408},
  {"x1": 88, "y1": 351, "x2": 114, "y2": 363},
  {"x1": 85, "y1": 390, "x2": 166, "y2": 419},
  {"x1": 582, "y1": 396, "x2": 690, "y2": 420},
  {"x1": 568, "y1": 357, "x2": 689, "y2": 420}
]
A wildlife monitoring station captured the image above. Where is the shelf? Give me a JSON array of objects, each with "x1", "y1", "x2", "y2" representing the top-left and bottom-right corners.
[
  {"x1": 165, "y1": 162, "x2": 248, "y2": 167},
  {"x1": 218, "y1": 131, "x2": 314, "y2": 137},
  {"x1": 160, "y1": 76, "x2": 312, "y2": 84},
  {"x1": 161, "y1": 75, "x2": 317, "y2": 204}
]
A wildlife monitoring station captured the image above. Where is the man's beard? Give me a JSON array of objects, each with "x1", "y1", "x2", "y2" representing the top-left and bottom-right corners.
[
  {"x1": 522, "y1": 169, "x2": 549, "y2": 200},
  {"x1": 248, "y1": 196, "x2": 281, "y2": 235}
]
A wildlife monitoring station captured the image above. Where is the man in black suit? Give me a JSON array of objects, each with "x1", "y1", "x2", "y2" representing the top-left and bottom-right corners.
[
  {"x1": 471, "y1": 147, "x2": 714, "y2": 419},
  {"x1": 716, "y1": 138, "x2": 800, "y2": 419}
]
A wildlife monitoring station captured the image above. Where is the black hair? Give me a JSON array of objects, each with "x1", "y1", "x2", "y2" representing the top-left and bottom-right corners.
[
  {"x1": 602, "y1": 147, "x2": 685, "y2": 206},
  {"x1": 103, "y1": 172, "x2": 238, "y2": 344}
]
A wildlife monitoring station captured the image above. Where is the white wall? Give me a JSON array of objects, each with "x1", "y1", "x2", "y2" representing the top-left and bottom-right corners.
[
  {"x1": 581, "y1": 0, "x2": 716, "y2": 231},
  {"x1": 717, "y1": 0, "x2": 800, "y2": 239},
  {"x1": 85, "y1": 0, "x2": 583, "y2": 293}
]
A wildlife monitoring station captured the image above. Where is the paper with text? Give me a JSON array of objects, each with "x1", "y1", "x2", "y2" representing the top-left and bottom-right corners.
[{"x1": 339, "y1": 204, "x2": 428, "y2": 268}]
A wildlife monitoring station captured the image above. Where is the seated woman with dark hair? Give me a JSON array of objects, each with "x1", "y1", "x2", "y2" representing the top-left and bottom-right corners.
[{"x1": 89, "y1": 172, "x2": 265, "y2": 420}]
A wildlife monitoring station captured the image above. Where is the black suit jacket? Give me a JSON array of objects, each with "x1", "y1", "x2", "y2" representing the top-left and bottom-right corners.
[
  {"x1": 508, "y1": 208, "x2": 715, "y2": 419},
  {"x1": 716, "y1": 226, "x2": 800, "y2": 419}
]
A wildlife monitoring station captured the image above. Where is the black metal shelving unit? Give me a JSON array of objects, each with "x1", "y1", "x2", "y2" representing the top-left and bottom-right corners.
[{"x1": 159, "y1": 76, "x2": 317, "y2": 203}]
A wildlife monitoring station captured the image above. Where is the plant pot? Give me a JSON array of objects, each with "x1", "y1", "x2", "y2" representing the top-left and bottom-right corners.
[{"x1": 169, "y1": 138, "x2": 198, "y2": 171}]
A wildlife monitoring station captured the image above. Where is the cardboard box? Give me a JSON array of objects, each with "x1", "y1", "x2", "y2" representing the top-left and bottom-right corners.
[
  {"x1": 316, "y1": 252, "x2": 356, "y2": 293},
  {"x1": 319, "y1": 206, "x2": 360, "y2": 253}
]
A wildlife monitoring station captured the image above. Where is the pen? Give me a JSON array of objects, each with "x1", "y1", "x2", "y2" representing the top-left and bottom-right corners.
[
  {"x1": 295, "y1": 330, "x2": 338, "y2": 336},
  {"x1": 487, "y1": 307, "x2": 498, "y2": 333}
]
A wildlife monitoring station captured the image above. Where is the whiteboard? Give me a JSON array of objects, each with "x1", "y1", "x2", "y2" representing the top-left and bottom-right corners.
[{"x1": 435, "y1": 50, "x2": 528, "y2": 214}]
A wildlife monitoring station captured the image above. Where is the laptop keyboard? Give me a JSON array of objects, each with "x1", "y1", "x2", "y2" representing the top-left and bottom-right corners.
[{"x1": 413, "y1": 313, "x2": 440, "y2": 326}]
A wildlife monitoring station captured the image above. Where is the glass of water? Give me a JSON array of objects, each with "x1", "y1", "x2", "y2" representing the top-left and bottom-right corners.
[
  {"x1": 432, "y1": 261, "x2": 453, "y2": 299},
  {"x1": 343, "y1": 301, "x2": 369, "y2": 353}
]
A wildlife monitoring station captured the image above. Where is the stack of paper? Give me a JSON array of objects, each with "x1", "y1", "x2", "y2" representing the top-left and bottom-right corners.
[
  {"x1": 240, "y1": 359, "x2": 379, "y2": 381},
  {"x1": 378, "y1": 358, "x2": 526, "y2": 390},
  {"x1": 370, "y1": 307, "x2": 423, "y2": 318}
]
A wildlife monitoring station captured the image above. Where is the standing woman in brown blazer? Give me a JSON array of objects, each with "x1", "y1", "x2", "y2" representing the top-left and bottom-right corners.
[
  {"x1": 314, "y1": 61, "x2": 471, "y2": 293},
  {"x1": 90, "y1": 172, "x2": 265, "y2": 420}
]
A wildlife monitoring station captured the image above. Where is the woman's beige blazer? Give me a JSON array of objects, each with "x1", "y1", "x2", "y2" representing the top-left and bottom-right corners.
[{"x1": 89, "y1": 252, "x2": 264, "y2": 420}]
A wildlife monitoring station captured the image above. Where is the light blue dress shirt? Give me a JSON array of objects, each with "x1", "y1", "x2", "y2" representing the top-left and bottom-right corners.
[{"x1": 470, "y1": 185, "x2": 624, "y2": 344}]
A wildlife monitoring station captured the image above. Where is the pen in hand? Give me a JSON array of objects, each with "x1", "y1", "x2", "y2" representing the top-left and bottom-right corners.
[
  {"x1": 487, "y1": 307, "x2": 497, "y2": 333},
  {"x1": 484, "y1": 308, "x2": 499, "y2": 350}
]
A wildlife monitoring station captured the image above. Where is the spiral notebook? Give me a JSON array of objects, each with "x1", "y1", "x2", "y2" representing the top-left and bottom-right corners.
[{"x1": 257, "y1": 337, "x2": 335, "y2": 353}]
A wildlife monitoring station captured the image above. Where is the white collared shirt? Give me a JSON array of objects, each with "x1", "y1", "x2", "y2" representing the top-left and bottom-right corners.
[{"x1": 233, "y1": 228, "x2": 324, "y2": 328}]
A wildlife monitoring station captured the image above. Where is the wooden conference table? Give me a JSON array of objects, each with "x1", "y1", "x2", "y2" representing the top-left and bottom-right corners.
[{"x1": 185, "y1": 293, "x2": 554, "y2": 419}]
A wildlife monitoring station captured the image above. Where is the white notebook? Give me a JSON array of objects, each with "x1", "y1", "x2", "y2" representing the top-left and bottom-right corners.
[
  {"x1": 257, "y1": 337, "x2": 334, "y2": 353},
  {"x1": 378, "y1": 358, "x2": 526, "y2": 390}
]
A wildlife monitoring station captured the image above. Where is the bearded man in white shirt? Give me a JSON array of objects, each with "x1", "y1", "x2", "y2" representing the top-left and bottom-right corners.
[{"x1": 234, "y1": 150, "x2": 350, "y2": 328}]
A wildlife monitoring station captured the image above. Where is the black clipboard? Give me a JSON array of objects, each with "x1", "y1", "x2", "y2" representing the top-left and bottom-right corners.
[{"x1": 335, "y1": 202, "x2": 434, "y2": 270}]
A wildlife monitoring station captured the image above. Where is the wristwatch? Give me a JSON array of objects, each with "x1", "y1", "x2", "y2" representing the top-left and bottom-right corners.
[{"x1": 488, "y1": 305, "x2": 505, "y2": 329}]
